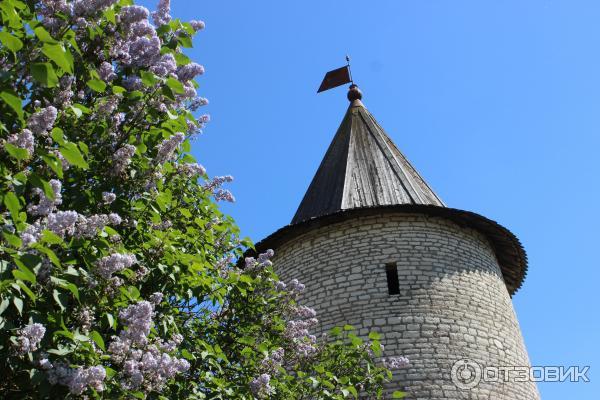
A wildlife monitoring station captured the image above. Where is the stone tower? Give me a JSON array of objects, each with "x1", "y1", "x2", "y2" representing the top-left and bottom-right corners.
[{"x1": 253, "y1": 85, "x2": 539, "y2": 399}]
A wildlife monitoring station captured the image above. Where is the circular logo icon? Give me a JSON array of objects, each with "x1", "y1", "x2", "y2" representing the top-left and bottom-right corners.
[{"x1": 451, "y1": 359, "x2": 482, "y2": 390}]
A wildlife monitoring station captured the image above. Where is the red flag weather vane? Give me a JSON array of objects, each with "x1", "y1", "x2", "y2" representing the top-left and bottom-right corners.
[{"x1": 317, "y1": 56, "x2": 354, "y2": 93}]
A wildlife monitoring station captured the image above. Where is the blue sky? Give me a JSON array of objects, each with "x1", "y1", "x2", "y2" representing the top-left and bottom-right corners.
[{"x1": 142, "y1": 1, "x2": 599, "y2": 398}]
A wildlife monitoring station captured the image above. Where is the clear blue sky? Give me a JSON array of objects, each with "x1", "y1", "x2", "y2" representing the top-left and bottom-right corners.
[{"x1": 143, "y1": 1, "x2": 599, "y2": 398}]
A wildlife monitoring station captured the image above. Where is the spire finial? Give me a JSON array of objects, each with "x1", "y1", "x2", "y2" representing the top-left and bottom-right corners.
[{"x1": 347, "y1": 84, "x2": 362, "y2": 102}]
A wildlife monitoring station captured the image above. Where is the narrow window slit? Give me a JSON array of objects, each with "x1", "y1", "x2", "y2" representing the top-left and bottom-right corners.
[{"x1": 385, "y1": 263, "x2": 400, "y2": 295}]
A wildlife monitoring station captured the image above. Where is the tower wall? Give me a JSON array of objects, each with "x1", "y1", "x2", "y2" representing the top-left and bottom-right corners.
[{"x1": 272, "y1": 212, "x2": 539, "y2": 400}]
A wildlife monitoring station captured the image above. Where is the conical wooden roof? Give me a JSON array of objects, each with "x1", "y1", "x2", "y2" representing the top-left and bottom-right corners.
[{"x1": 292, "y1": 86, "x2": 444, "y2": 224}]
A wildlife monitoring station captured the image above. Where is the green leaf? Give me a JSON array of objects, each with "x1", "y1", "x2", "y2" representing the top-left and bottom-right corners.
[
  {"x1": 0, "y1": 90, "x2": 24, "y2": 120},
  {"x1": 86, "y1": 78, "x2": 106, "y2": 92},
  {"x1": 368, "y1": 331, "x2": 381, "y2": 340},
  {"x1": 140, "y1": 70, "x2": 159, "y2": 86},
  {"x1": 0, "y1": 298, "x2": 9, "y2": 315},
  {"x1": 30, "y1": 63, "x2": 59, "y2": 87},
  {"x1": 12, "y1": 267, "x2": 35, "y2": 284},
  {"x1": 42, "y1": 43, "x2": 73, "y2": 73},
  {"x1": 41, "y1": 154, "x2": 64, "y2": 178},
  {"x1": 166, "y1": 77, "x2": 185, "y2": 94},
  {"x1": 51, "y1": 127, "x2": 65, "y2": 145},
  {"x1": 106, "y1": 313, "x2": 115, "y2": 329},
  {"x1": 4, "y1": 142, "x2": 29, "y2": 160},
  {"x1": 34, "y1": 26, "x2": 58, "y2": 44},
  {"x1": 29, "y1": 174, "x2": 55, "y2": 200},
  {"x1": 393, "y1": 391, "x2": 407, "y2": 398},
  {"x1": 69, "y1": 105, "x2": 82, "y2": 118},
  {"x1": 52, "y1": 289, "x2": 67, "y2": 311},
  {"x1": 3, "y1": 232, "x2": 22, "y2": 247},
  {"x1": 59, "y1": 142, "x2": 88, "y2": 169},
  {"x1": 343, "y1": 324, "x2": 355, "y2": 331},
  {"x1": 17, "y1": 281, "x2": 36, "y2": 302},
  {"x1": 40, "y1": 230, "x2": 63, "y2": 245},
  {"x1": 90, "y1": 331, "x2": 105, "y2": 351},
  {"x1": 0, "y1": 31, "x2": 23, "y2": 52},
  {"x1": 112, "y1": 85, "x2": 126, "y2": 94},
  {"x1": 61, "y1": 283, "x2": 79, "y2": 301},
  {"x1": 3, "y1": 191, "x2": 20, "y2": 221},
  {"x1": 13, "y1": 297, "x2": 23, "y2": 315}
]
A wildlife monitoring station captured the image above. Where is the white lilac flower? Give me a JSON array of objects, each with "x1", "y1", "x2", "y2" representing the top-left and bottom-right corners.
[
  {"x1": 151, "y1": 0, "x2": 171, "y2": 26},
  {"x1": 98, "y1": 62, "x2": 116, "y2": 82},
  {"x1": 176, "y1": 62, "x2": 204, "y2": 81},
  {"x1": 249, "y1": 374, "x2": 274, "y2": 399},
  {"x1": 27, "y1": 179, "x2": 62, "y2": 216},
  {"x1": 95, "y1": 253, "x2": 137, "y2": 279},
  {"x1": 6, "y1": 129, "x2": 35, "y2": 155},
  {"x1": 102, "y1": 192, "x2": 116, "y2": 204},
  {"x1": 27, "y1": 106, "x2": 57, "y2": 135},
  {"x1": 16, "y1": 323, "x2": 46, "y2": 354}
]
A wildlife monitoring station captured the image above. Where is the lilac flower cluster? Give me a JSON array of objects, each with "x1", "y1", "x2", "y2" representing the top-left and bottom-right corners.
[
  {"x1": 15, "y1": 323, "x2": 46, "y2": 355},
  {"x1": 214, "y1": 189, "x2": 235, "y2": 203},
  {"x1": 27, "y1": 106, "x2": 57, "y2": 135},
  {"x1": 113, "y1": 144, "x2": 137, "y2": 174},
  {"x1": 75, "y1": 307, "x2": 95, "y2": 333},
  {"x1": 55, "y1": 76, "x2": 75, "y2": 109},
  {"x1": 249, "y1": 373, "x2": 274, "y2": 399},
  {"x1": 102, "y1": 192, "x2": 116, "y2": 204},
  {"x1": 176, "y1": 62, "x2": 204, "y2": 82},
  {"x1": 97, "y1": 95, "x2": 121, "y2": 116},
  {"x1": 244, "y1": 249, "x2": 274, "y2": 270},
  {"x1": 383, "y1": 356, "x2": 410, "y2": 369},
  {"x1": 75, "y1": 212, "x2": 122, "y2": 238},
  {"x1": 260, "y1": 347, "x2": 284, "y2": 373},
  {"x1": 47, "y1": 210, "x2": 79, "y2": 237},
  {"x1": 72, "y1": 0, "x2": 118, "y2": 18},
  {"x1": 95, "y1": 253, "x2": 137, "y2": 280},
  {"x1": 155, "y1": 132, "x2": 184, "y2": 164},
  {"x1": 176, "y1": 162, "x2": 206, "y2": 178},
  {"x1": 108, "y1": 299, "x2": 190, "y2": 391},
  {"x1": 151, "y1": 0, "x2": 171, "y2": 26},
  {"x1": 150, "y1": 53, "x2": 177, "y2": 77},
  {"x1": 190, "y1": 20, "x2": 205, "y2": 31},
  {"x1": 27, "y1": 179, "x2": 62, "y2": 216},
  {"x1": 203, "y1": 175, "x2": 233, "y2": 192},
  {"x1": 6, "y1": 129, "x2": 35, "y2": 155},
  {"x1": 47, "y1": 362, "x2": 106, "y2": 395},
  {"x1": 98, "y1": 61, "x2": 116, "y2": 82}
]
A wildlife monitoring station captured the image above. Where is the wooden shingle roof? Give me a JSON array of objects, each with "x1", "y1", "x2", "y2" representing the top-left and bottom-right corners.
[{"x1": 292, "y1": 86, "x2": 444, "y2": 224}]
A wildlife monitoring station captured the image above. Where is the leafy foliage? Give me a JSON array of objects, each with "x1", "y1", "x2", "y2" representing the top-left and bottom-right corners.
[{"x1": 0, "y1": 0, "x2": 402, "y2": 398}]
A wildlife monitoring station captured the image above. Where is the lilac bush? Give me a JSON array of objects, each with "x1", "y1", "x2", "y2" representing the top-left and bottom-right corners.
[{"x1": 0, "y1": 0, "x2": 406, "y2": 398}]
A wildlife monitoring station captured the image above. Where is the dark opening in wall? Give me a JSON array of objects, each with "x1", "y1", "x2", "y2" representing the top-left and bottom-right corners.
[{"x1": 385, "y1": 263, "x2": 400, "y2": 295}]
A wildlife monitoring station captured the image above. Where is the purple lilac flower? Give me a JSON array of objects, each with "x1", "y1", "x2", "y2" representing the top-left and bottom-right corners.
[
  {"x1": 214, "y1": 189, "x2": 235, "y2": 203},
  {"x1": 249, "y1": 373, "x2": 274, "y2": 399},
  {"x1": 98, "y1": 62, "x2": 116, "y2": 82},
  {"x1": 113, "y1": 144, "x2": 136, "y2": 174},
  {"x1": 95, "y1": 253, "x2": 137, "y2": 279},
  {"x1": 27, "y1": 179, "x2": 62, "y2": 216},
  {"x1": 383, "y1": 356, "x2": 410, "y2": 369},
  {"x1": 128, "y1": 35, "x2": 161, "y2": 67},
  {"x1": 6, "y1": 129, "x2": 35, "y2": 155},
  {"x1": 47, "y1": 210, "x2": 79, "y2": 237},
  {"x1": 16, "y1": 323, "x2": 46, "y2": 354},
  {"x1": 75, "y1": 213, "x2": 119, "y2": 238},
  {"x1": 155, "y1": 132, "x2": 184, "y2": 164},
  {"x1": 72, "y1": 0, "x2": 118, "y2": 17},
  {"x1": 119, "y1": 5, "x2": 149, "y2": 24},
  {"x1": 119, "y1": 301, "x2": 154, "y2": 345},
  {"x1": 97, "y1": 96, "x2": 120, "y2": 116},
  {"x1": 176, "y1": 162, "x2": 206, "y2": 177},
  {"x1": 47, "y1": 363, "x2": 107, "y2": 395},
  {"x1": 176, "y1": 62, "x2": 204, "y2": 81},
  {"x1": 151, "y1": 0, "x2": 171, "y2": 26},
  {"x1": 150, "y1": 53, "x2": 177, "y2": 77},
  {"x1": 123, "y1": 76, "x2": 143, "y2": 91},
  {"x1": 102, "y1": 192, "x2": 116, "y2": 204},
  {"x1": 189, "y1": 20, "x2": 205, "y2": 31},
  {"x1": 149, "y1": 292, "x2": 163, "y2": 305},
  {"x1": 27, "y1": 106, "x2": 57, "y2": 135}
]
